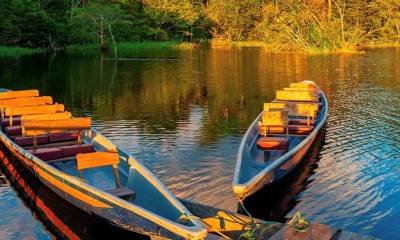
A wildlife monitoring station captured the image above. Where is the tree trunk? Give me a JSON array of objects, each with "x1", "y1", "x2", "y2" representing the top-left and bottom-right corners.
[
  {"x1": 100, "y1": 15, "x2": 106, "y2": 50},
  {"x1": 106, "y1": 20, "x2": 118, "y2": 58},
  {"x1": 327, "y1": 0, "x2": 332, "y2": 19}
]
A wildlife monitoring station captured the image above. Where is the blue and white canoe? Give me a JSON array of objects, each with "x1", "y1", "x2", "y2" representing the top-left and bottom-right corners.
[
  {"x1": 232, "y1": 81, "x2": 328, "y2": 200},
  {"x1": 0, "y1": 89, "x2": 207, "y2": 239}
]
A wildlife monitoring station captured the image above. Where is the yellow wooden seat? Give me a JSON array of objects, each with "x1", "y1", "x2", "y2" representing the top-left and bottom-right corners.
[
  {"x1": 284, "y1": 87, "x2": 318, "y2": 93},
  {"x1": 4, "y1": 104, "x2": 65, "y2": 126},
  {"x1": 21, "y1": 112, "x2": 72, "y2": 121},
  {"x1": 5, "y1": 104, "x2": 64, "y2": 117},
  {"x1": 276, "y1": 90, "x2": 318, "y2": 102},
  {"x1": 259, "y1": 111, "x2": 289, "y2": 137},
  {"x1": 264, "y1": 102, "x2": 318, "y2": 126},
  {"x1": 263, "y1": 102, "x2": 293, "y2": 112},
  {"x1": 0, "y1": 96, "x2": 53, "y2": 108},
  {"x1": 290, "y1": 80, "x2": 317, "y2": 88},
  {"x1": 0, "y1": 90, "x2": 39, "y2": 100},
  {"x1": 291, "y1": 103, "x2": 319, "y2": 125},
  {"x1": 22, "y1": 117, "x2": 91, "y2": 145},
  {"x1": 76, "y1": 152, "x2": 121, "y2": 187},
  {"x1": 289, "y1": 81, "x2": 319, "y2": 93}
]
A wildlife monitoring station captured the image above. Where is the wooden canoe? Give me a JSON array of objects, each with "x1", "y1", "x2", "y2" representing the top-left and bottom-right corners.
[
  {"x1": 232, "y1": 81, "x2": 328, "y2": 200},
  {"x1": 0, "y1": 88, "x2": 207, "y2": 240}
]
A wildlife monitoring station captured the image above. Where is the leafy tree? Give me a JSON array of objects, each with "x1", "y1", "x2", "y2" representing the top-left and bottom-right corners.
[
  {"x1": 69, "y1": 0, "x2": 132, "y2": 53},
  {"x1": 205, "y1": 0, "x2": 263, "y2": 41}
]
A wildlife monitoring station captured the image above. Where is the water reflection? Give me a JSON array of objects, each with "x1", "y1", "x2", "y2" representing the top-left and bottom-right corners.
[
  {"x1": 0, "y1": 48, "x2": 399, "y2": 239},
  {"x1": 241, "y1": 130, "x2": 326, "y2": 222}
]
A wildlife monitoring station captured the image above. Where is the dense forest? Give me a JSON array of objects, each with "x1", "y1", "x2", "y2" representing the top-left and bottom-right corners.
[{"x1": 0, "y1": 0, "x2": 399, "y2": 51}]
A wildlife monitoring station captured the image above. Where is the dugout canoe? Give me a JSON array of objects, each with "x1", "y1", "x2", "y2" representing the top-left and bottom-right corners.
[
  {"x1": 0, "y1": 88, "x2": 207, "y2": 240},
  {"x1": 232, "y1": 81, "x2": 328, "y2": 200}
]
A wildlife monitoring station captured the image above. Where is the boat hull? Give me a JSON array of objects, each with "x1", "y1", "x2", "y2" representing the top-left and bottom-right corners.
[
  {"x1": 0, "y1": 145, "x2": 151, "y2": 239},
  {"x1": 0, "y1": 132, "x2": 184, "y2": 239},
  {"x1": 233, "y1": 86, "x2": 329, "y2": 200}
]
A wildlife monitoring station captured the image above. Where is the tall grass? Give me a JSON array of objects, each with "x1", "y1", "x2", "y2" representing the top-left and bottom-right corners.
[
  {"x1": 117, "y1": 41, "x2": 181, "y2": 50},
  {"x1": 0, "y1": 46, "x2": 42, "y2": 56}
]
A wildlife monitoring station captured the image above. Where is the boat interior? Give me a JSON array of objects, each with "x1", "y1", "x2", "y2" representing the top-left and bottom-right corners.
[
  {"x1": 0, "y1": 89, "x2": 190, "y2": 226},
  {"x1": 239, "y1": 81, "x2": 326, "y2": 184}
]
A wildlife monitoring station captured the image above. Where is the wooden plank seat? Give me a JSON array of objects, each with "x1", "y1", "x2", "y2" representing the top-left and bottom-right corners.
[
  {"x1": 0, "y1": 96, "x2": 53, "y2": 109},
  {"x1": 257, "y1": 137, "x2": 288, "y2": 150},
  {"x1": 259, "y1": 111, "x2": 289, "y2": 137},
  {"x1": 289, "y1": 118, "x2": 316, "y2": 125},
  {"x1": 26, "y1": 144, "x2": 94, "y2": 161},
  {"x1": 2, "y1": 112, "x2": 71, "y2": 128},
  {"x1": 260, "y1": 125, "x2": 314, "y2": 135},
  {"x1": 289, "y1": 125, "x2": 314, "y2": 134},
  {"x1": 284, "y1": 87, "x2": 317, "y2": 92},
  {"x1": 48, "y1": 132, "x2": 79, "y2": 143},
  {"x1": 1, "y1": 116, "x2": 21, "y2": 128},
  {"x1": 76, "y1": 153, "x2": 133, "y2": 201},
  {"x1": 59, "y1": 144, "x2": 94, "y2": 158},
  {"x1": 6, "y1": 126, "x2": 22, "y2": 136},
  {"x1": 276, "y1": 90, "x2": 318, "y2": 102},
  {"x1": 5, "y1": 104, "x2": 64, "y2": 117},
  {"x1": 13, "y1": 133, "x2": 78, "y2": 148},
  {"x1": 3, "y1": 104, "x2": 65, "y2": 127},
  {"x1": 22, "y1": 118, "x2": 90, "y2": 136},
  {"x1": 28, "y1": 147, "x2": 63, "y2": 161},
  {"x1": 264, "y1": 102, "x2": 318, "y2": 126},
  {"x1": 290, "y1": 81, "x2": 319, "y2": 91},
  {"x1": 14, "y1": 135, "x2": 49, "y2": 146},
  {"x1": 0, "y1": 90, "x2": 39, "y2": 100},
  {"x1": 106, "y1": 187, "x2": 135, "y2": 201},
  {"x1": 77, "y1": 152, "x2": 122, "y2": 188},
  {"x1": 21, "y1": 118, "x2": 91, "y2": 147},
  {"x1": 273, "y1": 99, "x2": 323, "y2": 106},
  {"x1": 24, "y1": 141, "x2": 79, "y2": 150},
  {"x1": 258, "y1": 111, "x2": 289, "y2": 154}
]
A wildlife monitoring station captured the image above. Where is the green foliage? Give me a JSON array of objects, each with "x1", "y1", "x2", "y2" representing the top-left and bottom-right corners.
[
  {"x1": 206, "y1": 0, "x2": 263, "y2": 41},
  {"x1": 0, "y1": 0, "x2": 399, "y2": 51},
  {"x1": 0, "y1": 45, "x2": 42, "y2": 56}
]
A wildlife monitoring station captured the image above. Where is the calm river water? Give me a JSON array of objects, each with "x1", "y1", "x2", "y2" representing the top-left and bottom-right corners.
[{"x1": 0, "y1": 48, "x2": 399, "y2": 239}]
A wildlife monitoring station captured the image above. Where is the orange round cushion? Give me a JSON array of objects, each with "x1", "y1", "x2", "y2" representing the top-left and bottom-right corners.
[{"x1": 257, "y1": 137, "x2": 289, "y2": 150}]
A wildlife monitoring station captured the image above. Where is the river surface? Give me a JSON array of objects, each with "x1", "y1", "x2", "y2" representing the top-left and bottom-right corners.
[{"x1": 0, "y1": 48, "x2": 399, "y2": 239}]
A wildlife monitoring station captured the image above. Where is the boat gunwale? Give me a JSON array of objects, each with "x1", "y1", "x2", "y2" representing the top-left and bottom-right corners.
[
  {"x1": 232, "y1": 85, "x2": 329, "y2": 199},
  {"x1": 0, "y1": 88, "x2": 207, "y2": 239}
]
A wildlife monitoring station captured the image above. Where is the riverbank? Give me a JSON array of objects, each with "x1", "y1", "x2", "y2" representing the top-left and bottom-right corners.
[
  {"x1": 66, "y1": 41, "x2": 199, "y2": 52},
  {"x1": 1, "y1": 41, "x2": 399, "y2": 56},
  {"x1": 0, "y1": 46, "x2": 42, "y2": 56}
]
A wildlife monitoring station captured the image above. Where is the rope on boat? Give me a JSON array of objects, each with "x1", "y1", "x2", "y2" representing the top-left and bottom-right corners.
[
  {"x1": 287, "y1": 211, "x2": 311, "y2": 232},
  {"x1": 177, "y1": 213, "x2": 233, "y2": 239},
  {"x1": 238, "y1": 199, "x2": 255, "y2": 224},
  {"x1": 237, "y1": 200, "x2": 310, "y2": 238}
]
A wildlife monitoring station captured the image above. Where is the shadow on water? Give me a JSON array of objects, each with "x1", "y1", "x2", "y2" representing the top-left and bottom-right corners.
[
  {"x1": 0, "y1": 145, "x2": 149, "y2": 240},
  {"x1": 240, "y1": 129, "x2": 326, "y2": 222}
]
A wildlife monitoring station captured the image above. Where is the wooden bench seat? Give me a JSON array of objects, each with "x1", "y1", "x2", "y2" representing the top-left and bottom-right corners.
[
  {"x1": 260, "y1": 125, "x2": 314, "y2": 135},
  {"x1": 28, "y1": 147, "x2": 62, "y2": 161},
  {"x1": 288, "y1": 125, "x2": 314, "y2": 134},
  {"x1": 6, "y1": 126, "x2": 22, "y2": 136},
  {"x1": 14, "y1": 135, "x2": 49, "y2": 146},
  {"x1": 289, "y1": 118, "x2": 316, "y2": 125},
  {"x1": 0, "y1": 90, "x2": 39, "y2": 100},
  {"x1": 59, "y1": 144, "x2": 94, "y2": 158},
  {"x1": 48, "y1": 132, "x2": 79, "y2": 143},
  {"x1": 1, "y1": 117, "x2": 21, "y2": 128},
  {"x1": 106, "y1": 187, "x2": 135, "y2": 200},
  {"x1": 12, "y1": 132, "x2": 79, "y2": 147}
]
